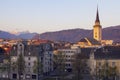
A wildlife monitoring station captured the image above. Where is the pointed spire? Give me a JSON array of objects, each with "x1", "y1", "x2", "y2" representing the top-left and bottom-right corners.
[{"x1": 95, "y1": 7, "x2": 100, "y2": 23}]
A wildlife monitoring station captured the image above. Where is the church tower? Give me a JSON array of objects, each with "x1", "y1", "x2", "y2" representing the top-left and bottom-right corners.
[{"x1": 93, "y1": 8, "x2": 102, "y2": 41}]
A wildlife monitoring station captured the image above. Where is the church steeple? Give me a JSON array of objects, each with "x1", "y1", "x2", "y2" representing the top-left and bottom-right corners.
[
  {"x1": 95, "y1": 8, "x2": 100, "y2": 23},
  {"x1": 93, "y1": 6, "x2": 102, "y2": 41}
]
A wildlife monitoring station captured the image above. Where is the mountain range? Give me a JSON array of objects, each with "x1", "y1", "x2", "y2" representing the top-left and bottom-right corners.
[
  {"x1": 39, "y1": 25, "x2": 120, "y2": 42},
  {"x1": 0, "y1": 25, "x2": 120, "y2": 43}
]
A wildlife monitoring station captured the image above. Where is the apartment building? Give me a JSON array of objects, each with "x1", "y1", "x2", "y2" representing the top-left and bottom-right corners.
[{"x1": 9, "y1": 41, "x2": 53, "y2": 80}]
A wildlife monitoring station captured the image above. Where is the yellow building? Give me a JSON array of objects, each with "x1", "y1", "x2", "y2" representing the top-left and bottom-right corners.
[
  {"x1": 93, "y1": 8, "x2": 102, "y2": 41},
  {"x1": 76, "y1": 37, "x2": 101, "y2": 48},
  {"x1": 89, "y1": 46, "x2": 120, "y2": 80},
  {"x1": 101, "y1": 40, "x2": 113, "y2": 45}
]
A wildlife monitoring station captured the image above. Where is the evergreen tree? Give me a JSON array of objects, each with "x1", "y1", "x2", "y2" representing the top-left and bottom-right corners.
[{"x1": 17, "y1": 53, "x2": 25, "y2": 80}]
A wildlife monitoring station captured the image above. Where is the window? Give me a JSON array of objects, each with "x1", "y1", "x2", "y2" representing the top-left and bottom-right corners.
[
  {"x1": 32, "y1": 75, "x2": 36, "y2": 79},
  {"x1": 26, "y1": 74, "x2": 30, "y2": 79},
  {"x1": 95, "y1": 32, "x2": 97, "y2": 35},
  {"x1": 95, "y1": 32, "x2": 97, "y2": 38},
  {"x1": 41, "y1": 57, "x2": 43, "y2": 61},
  {"x1": 98, "y1": 62, "x2": 101, "y2": 66},
  {"x1": 13, "y1": 73, "x2": 17, "y2": 79},
  {"x1": 112, "y1": 62, "x2": 115, "y2": 67},
  {"x1": 20, "y1": 44, "x2": 22, "y2": 46},
  {"x1": 13, "y1": 46, "x2": 16, "y2": 50},
  {"x1": 20, "y1": 73, "x2": 23, "y2": 79},
  {"x1": 2, "y1": 74, "x2": 5, "y2": 78},
  {"x1": 28, "y1": 52, "x2": 31, "y2": 55},
  {"x1": 49, "y1": 54, "x2": 52, "y2": 57},
  {"x1": 106, "y1": 62, "x2": 109, "y2": 67},
  {"x1": 65, "y1": 64, "x2": 71, "y2": 67},
  {"x1": 28, "y1": 57, "x2": 31, "y2": 60},
  {"x1": 28, "y1": 63, "x2": 30, "y2": 66}
]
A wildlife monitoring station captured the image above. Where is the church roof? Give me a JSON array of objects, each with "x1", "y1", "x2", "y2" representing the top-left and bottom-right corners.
[
  {"x1": 79, "y1": 38, "x2": 87, "y2": 42},
  {"x1": 79, "y1": 38, "x2": 101, "y2": 45},
  {"x1": 87, "y1": 38, "x2": 101, "y2": 45},
  {"x1": 95, "y1": 7, "x2": 100, "y2": 23}
]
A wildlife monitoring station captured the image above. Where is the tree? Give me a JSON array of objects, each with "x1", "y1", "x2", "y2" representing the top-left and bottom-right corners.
[
  {"x1": 32, "y1": 56, "x2": 43, "y2": 80},
  {"x1": 33, "y1": 59, "x2": 43, "y2": 74},
  {"x1": 72, "y1": 53, "x2": 87, "y2": 80},
  {"x1": 17, "y1": 53, "x2": 25, "y2": 80},
  {"x1": 0, "y1": 63, "x2": 8, "y2": 72},
  {"x1": 97, "y1": 62, "x2": 118, "y2": 80},
  {"x1": 33, "y1": 60, "x2": 38, "y2": 73},
  {"x1": 53, "y1": 51, "x2": 66, "y2": 75}
]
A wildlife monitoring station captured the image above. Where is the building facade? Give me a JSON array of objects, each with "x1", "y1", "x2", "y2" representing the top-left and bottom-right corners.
[
  {"x1": 0, "y1": 47, "x2": 9, "y2": 79},
  {"x1": 9, "y1": 42, "x2": 53, "y2": 80},
  {"x1": 57, "y1": 47, "x2": 81, "y2": 72},
  {"x1": 89, "y1": 46, "x2": 120, "y2": 80}
]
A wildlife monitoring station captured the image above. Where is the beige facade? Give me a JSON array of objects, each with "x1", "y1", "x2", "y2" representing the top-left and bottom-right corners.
[
  {"x1": 57, "y1": 47, "x2": 81, "y2": 72},
  {"x1": 90, "y1": 59, "x2": 120, "y2": 79},
  {"x1": 89, "y1": 46, "x2": 120, "y2": 80},
  {"x1": 96, "y1": 60, "x2": 120, "y2": 74},
  {"x1": 93, "y1": 25, "x2": 102, "y2": 41},
  {"x1": 101, "y1": 40, "x2": 113, "y2": 45}
]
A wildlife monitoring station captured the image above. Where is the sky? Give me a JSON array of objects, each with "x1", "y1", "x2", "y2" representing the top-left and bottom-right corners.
[{"x1": 0, "y1": 0, "x2": 120, "y2": 33}]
